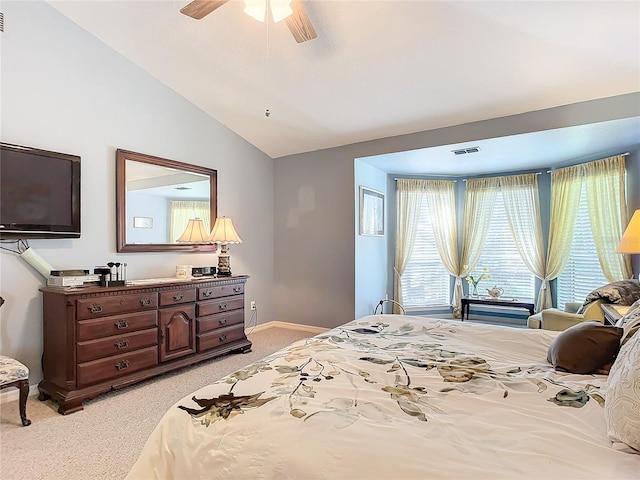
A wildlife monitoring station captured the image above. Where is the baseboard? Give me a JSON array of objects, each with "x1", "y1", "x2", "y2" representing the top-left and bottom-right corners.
[{"x1": 247, "y1": 321, "x2": 329, "y2": 335}]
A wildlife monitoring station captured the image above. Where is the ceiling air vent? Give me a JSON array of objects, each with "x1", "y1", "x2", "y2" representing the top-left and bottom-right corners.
[
  {"x1": 174, "y1": 186, "x2": 191, "y2": 191},
  {"x1": 1, "y1": 13, "x2": 4, "y2": 33},
  {"x1": 452, "y1": 147, "x2": 480, "y2": 155}
]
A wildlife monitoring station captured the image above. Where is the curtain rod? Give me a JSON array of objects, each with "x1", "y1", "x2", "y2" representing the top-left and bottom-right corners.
[
  {"x1": 461, "y1": 172, "x2": 542, "y2": 182},
  {"x1": 394, "y1": 177, "x2": 457, "y2": 182},
  {"x1": 546, "y1": 152, "x2": 630, "y2": 173}
]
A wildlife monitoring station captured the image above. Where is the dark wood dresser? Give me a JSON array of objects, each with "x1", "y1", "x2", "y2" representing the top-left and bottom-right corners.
[{"x1": 38, "y1": 275, "x2": 251, "y2": 414}]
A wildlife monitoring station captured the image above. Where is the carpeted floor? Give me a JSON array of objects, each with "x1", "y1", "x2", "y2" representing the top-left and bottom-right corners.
[{"x1": 0, "y1": 327, "x2": 311, "y2": 480}]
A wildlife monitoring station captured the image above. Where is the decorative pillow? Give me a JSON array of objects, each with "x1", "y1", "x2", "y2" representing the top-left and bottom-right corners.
[
  {"x1": 546, "y1": 321, "x2": 623, "y2": 374},
  {"x1": 615, "y1": 300, "x2": 640, "y2": 346},
  {"x1": 616, "y1": 299, "x2": 640, "y2": 328},
  {"x1": 605, "y1": 327, "x2": 640, "y2": 453}
]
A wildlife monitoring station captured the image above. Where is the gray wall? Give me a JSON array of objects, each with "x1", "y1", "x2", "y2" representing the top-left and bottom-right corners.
[
  {"x1": 0, "y1": 1, "x2": 274, "y2": 383},
  {"x1": 274, "y1": 93, "x2": 640, "y2": 329}
]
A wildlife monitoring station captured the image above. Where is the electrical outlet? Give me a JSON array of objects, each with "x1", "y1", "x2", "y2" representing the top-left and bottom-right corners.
[{"x1": 250, "y1": 300, "x2": 256, "y2": 311}]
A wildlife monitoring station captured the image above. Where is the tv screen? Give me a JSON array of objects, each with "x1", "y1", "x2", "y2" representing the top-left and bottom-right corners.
[{"x1": 0, "y1": 143, "x2": 81, "y2": 238}]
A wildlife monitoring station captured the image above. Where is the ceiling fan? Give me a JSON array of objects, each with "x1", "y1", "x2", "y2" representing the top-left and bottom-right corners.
[{"x1": 180, "y1": 0, "x2": 317, "y2": 43}]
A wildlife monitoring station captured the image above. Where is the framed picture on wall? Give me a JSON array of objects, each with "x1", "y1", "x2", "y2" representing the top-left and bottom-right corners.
[
  {"x1": 133, "y1": 216, "x2": 154, "y2": 229},
  {"x1": 359, "y1": 186, "x2": 384, "y2": 236}
]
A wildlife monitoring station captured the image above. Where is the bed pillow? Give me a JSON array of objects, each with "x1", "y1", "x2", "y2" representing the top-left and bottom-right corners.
[
  {"x1": 605, "y1": 327, "x2": 640, "y2": 453},
  {"x1": 546, "y1": 321, "x2": 623, "y2": 374}
]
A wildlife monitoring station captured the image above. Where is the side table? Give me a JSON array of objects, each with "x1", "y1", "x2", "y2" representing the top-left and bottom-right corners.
[
  {"x1": 600, "y1": 304, "x2": 630, "y2": 326},
  {"x1": 461, "y1": 296, "x2": 535, "y2": 321}
]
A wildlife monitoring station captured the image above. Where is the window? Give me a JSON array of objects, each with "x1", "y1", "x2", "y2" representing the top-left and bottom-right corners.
[
  {"x1": 474, "y1": 191, "x2": 535, "y2": 299},
  {"x1": 401, "y1": 200, "x2": 451, "y2": 308},
  {"x1": 556, "y1": 187, "x2": 608, "y2": 306}
]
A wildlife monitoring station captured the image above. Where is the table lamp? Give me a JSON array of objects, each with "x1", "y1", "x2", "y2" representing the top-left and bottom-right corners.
[
  {"x1": 208, "y1": 217, "x2": 242, "y2": 276},
  {"x1": 617, "y1": 209, "x2": 640, "y2": 279}
]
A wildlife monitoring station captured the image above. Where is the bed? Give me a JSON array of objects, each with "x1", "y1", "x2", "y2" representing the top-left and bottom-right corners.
[{"x1": 126, "y1": 314, "x2": 639, "y2": 479}]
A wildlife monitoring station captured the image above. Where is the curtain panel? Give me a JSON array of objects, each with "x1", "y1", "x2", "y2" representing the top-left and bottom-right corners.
[
  {"x1": 394, "y1": 179, "x2": 427, "y2": 313},
  {"x1": 422, "y1": 180, "x2": 460, "y2": 316}
]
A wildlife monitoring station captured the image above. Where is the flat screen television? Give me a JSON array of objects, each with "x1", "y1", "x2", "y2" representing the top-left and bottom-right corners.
[{"x1": 0, "y1": 143, "x2": 81, "y2": 238}]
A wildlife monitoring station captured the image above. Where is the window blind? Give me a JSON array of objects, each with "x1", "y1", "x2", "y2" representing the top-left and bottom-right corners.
[
  {"x1": 556, "y1": 186, "x2": 608, "y2": 306},
  {"x1": 401, "y1": 199, "x2": 451, "y2": 307},
  {"x1": 475, "y1": 191, "x2": 535, "y2": 299}
]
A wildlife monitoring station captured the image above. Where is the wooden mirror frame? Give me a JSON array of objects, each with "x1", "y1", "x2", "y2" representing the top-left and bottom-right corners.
[{"x1": 116, "y1": 149, "x2": 218, "y2": 252}]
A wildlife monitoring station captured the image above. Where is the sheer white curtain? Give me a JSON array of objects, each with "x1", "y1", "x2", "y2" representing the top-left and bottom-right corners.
[
  {"x1": 499, "y1": 174, "x2": 546, "y2": 311},
  {"x1": 459, "y1": 178, "x2": 499, "y2": 309},
  {"x1": 584, "y1": 155, "x2": 632, "y2": 281},
  {"x1": 170, "y1": 201, "x2": 211, "y2": 242},
  {"x1": 541, "y1": 166, "x2": 583, "y2": 310},
  {"x1": 422, "y1": 180, "x2": 460, "y2": 315},
  {"x1": 394, "y1": 179, "x2": 427, "y2": 313}
]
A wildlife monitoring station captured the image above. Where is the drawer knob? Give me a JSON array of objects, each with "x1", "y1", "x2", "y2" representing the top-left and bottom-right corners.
[
  {"x1": 219, "y1": 334, "x2": 227, "y2": 342},
  {"x1": 140, "y1": 297, "x2": 152, "y2": 307},
  {"x1": 115, "y1": 339, "x2": 129, "y2": 350},
  {"x1": 115, "y1": 360, "x2": 129, "y2": 371},
  {"x1": 202, "y1": 290, "x2": 213, "y2": 298},
  {"x1": 172, "y1": 293, "x2": 184, "y2": 301},
  {"x1": 115, "y1": 319, "x2": 129, "y2": 329},
  {"x1": 88, "y1": 303, "x2": 103, "y2": 314},
  {"x1": 233, "y1": 286, "x2": 241, "y2": 293},
  {"x1": 218, "y1": 303, "x2": 227, "y2": 310},
  {"x1": 219, "y1": 318, "x2": 227, "y2": 326}
]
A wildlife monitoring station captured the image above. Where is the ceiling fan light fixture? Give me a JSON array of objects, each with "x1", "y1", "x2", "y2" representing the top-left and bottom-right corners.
[
  {"x1": 270, "y1": 0, "x2": 293, "y2": 22},
  {"x1": 243, "y1": 0, "x2": 292, "y2": 23},
  {"x1": 243, "y1": 0, "x2": 266, "y2": 22}
]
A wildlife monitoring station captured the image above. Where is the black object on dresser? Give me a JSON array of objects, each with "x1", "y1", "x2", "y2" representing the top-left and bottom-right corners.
[{"x1": 38, "y1": 276, "x2": 251, "y2": 414}]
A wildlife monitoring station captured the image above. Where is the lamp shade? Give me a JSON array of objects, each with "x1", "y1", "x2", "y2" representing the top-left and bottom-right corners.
[
  {"x1": 616, "y1": 209, "x2": 640, "y2": 254},
  {"x1": 208, "y1": 217, "x2": 243, "y2": 245},
  {"x1": 177, "y1": 218, "x2": 209, "y2": 243}
]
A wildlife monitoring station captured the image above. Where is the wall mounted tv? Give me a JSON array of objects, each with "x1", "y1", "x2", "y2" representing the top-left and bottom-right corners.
[{"x1": 0, "y1": 143, "x2": 81, "y2": 239}]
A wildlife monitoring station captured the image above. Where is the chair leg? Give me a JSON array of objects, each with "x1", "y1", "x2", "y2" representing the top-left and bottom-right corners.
[{"x1": 18, "y1": 379, "x2": 31, "y2": 426}]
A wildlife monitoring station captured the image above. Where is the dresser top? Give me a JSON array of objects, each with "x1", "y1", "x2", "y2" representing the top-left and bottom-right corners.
[{"x1": 40, "y1": 275, "x2": 249, "y2": 295}]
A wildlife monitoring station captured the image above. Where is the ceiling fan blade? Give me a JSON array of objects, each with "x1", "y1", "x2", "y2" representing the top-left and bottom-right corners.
[
  {"x1": 180, "y1": 0, "x2": 229, "y2": 20},
  {"x1": 285, "y1": 0, "x2": 317, "y2": 43}
]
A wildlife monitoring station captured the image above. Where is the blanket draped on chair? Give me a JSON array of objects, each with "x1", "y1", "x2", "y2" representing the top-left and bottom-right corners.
[{"x1": 578, "y1": 280, "x2": 640, "y2": 313}]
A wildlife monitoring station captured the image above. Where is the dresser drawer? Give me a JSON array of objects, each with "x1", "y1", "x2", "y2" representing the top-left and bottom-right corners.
[
  {"x1": 197, "y1": 282, "x2": 244, "y2": 301},
  {"x1": 76, "y1": 293, "x2": 158, "y2": 320},
  {"x1": 77, "y1": 310, "x2": 158, "y2": 341},
  {"x1": 159, "y1": 288, "x2": 196, "y2": 307},
  {"x1": 197, "y1": 310, "x2": 244, "y2": 334},
  {"x1": 77, "y1": 346, "x2": 158, "y2": 387},
  {"x1": 197, "y1": 295, "x2": 244, "y2": 317},
  {"x1": 197, "y1": 324, "x2": 246, "y2": 352},
  {"x1": 77, "y1": 328, "x2": 158, "y2": 363}
]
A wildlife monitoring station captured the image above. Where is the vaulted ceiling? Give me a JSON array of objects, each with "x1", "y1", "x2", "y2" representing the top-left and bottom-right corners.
[{"x1": 48, "y1": 0, "x2": 640, "y2": 172}]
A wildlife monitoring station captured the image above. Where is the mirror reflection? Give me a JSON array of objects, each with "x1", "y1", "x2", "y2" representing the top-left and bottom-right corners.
[{"x1": 116, "y1": 150, "x2": 217, "y2": 252}]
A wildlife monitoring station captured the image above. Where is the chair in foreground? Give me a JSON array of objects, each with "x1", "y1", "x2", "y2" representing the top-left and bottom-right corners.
[
  {"x1": 527, "y1": 299, "x2": 605, "y2": 331},
  {"x1": 0, "y1": 355, "x2": 32, "y2": 426}
]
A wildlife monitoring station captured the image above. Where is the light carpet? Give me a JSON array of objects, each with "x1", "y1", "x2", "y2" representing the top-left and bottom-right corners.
[{"x1": 0, "y1": 327, "x2": 311, "y2": 480}]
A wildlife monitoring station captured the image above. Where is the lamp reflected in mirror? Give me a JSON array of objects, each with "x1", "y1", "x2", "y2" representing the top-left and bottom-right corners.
[
  {"x1": 177, "y1": 218, "x2": 209, "y2": 243},
  {"x1": 208, "y1": 217, "x2": 242, "y2": 276}
]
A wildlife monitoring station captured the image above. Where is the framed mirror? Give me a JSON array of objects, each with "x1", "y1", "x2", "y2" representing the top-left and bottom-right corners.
[{"x1": 116, "y1": 149, "x2": 218, "y2": 252}]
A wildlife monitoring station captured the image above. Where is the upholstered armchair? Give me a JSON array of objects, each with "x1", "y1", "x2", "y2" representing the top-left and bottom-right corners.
[
  {"x1": 528, "y1": 280, "x2": 640, "y2": 331},
  {"x1": 527, "y1": 299, "x2": 605, "y2": 331}
]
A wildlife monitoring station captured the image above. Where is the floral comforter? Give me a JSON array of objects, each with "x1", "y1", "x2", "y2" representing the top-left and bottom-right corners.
[{"x1": 127, "y1": 315, "x2": 639, "y2": 479}]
